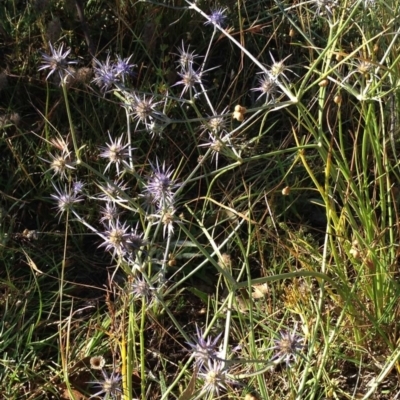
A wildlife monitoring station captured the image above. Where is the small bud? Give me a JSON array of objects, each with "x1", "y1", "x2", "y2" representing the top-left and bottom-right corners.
[
  {"x1": 168, "y1": 253, "x2": 177, "y2": 267},
  {"x1": 233, "y1": 111, "x2": 244, "y2": 121},
  {"x1": 233, "y1": 105, "x2": 246, "y2": 121},
  {"x1": 234, "y1": 104, "x2": 246, "y2": 113},
  {"x1": 334, "y1": 94, "x2": 342, "y2": 104},
  {"x1": 245, "y1": 394, "x2": 260, "y2": 400},
  {"x1": 336, "y1": 52, "x2": 343, "y2": 62},
  {"x1": 282, "y1": 186, "x2": 291, "y2": 196},
  {"x1": 318, "y1": 79, "x2": 329, "y2": 87}
]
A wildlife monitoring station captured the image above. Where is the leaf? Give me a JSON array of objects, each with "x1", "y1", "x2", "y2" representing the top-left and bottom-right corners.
[
  {"x1": 178, "y1": 366, "x2": 198, "y2": 400},
  {"x1": 22, "y1": 248, "x2": 43, "y2": 274}
]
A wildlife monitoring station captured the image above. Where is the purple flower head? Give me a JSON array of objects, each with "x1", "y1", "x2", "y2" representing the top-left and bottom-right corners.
[
  {"x1": 204, "y1": 8, "x2": 227, "y2": 27},
  {"x1": 125, "y1": 229, "x2": 146, "y2": 254},
  {"x1": 269, "y1": 52, "x2": 295, "y2": 82},
  {"x1": 199, "y1": 130, "x2": 232, "y2": 169},
  {"x1": 72, "y1": 180, "x2": 85, "y2": 195},
  {"x1": 42, "y1": 149, "x2": 76, "y2": 180},
  {"x1": 97, "y1": 179, "x2": 129, "y2": 202},
  {"x1": 38, "y1": 42, "x2": 77, "y2": 83},
  {"x1": 92, "y1": 55, "x2": 119, "y2": 92},
  {"x1": 99, "y1": 201, "x2": 122, "y2": 225},
  {"x1": 130, "y1": 275, "x2": 153, "y2": 301},
  {"x1": 88, "y1": 369, "x2": 122, "y2": 399},
  {"x1": 144, "y1": 160, "x2": 180, "y2": 209},
  {"x1": 128, "y1": 93, "x2": 159, "y2": 128},
  {"x1": 268, "y1": 327, "x2": 304, "y2": 367},
  {"x1": 251, "y1": 73, "x2": 280, "y2": 103},
  {"x1": 173, "y1": 64, "x2": 203, "y2": 98},
  {"x1": 99, "y1": 131, "x2": 130, "y2": 176},
  {"x1": 198, "y1": 360, "x2": 230, "y2": 397},
  {"x1": 99, "y1": 218, "x2": 130, "y2": 258},
  {"x1": 175, "y1": 41, "x2": 202, "y2": 70},
  {"x1": 149, "y1": 206, "x2": 178, "y2": 238},
  {"x1": 187, "y1": 325, "x2": 223, "y2": 367},
  {"x1": 114, "y1": 54, "x2": 135, "y2": 81},
  {"x1": 50, "y1": 184, "x2": 83, "y2": 221}
]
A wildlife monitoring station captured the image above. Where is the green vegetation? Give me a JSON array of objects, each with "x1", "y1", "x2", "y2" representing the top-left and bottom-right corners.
[{"x1": 1, "y1": 0, "x2": 400, "y2": 399}]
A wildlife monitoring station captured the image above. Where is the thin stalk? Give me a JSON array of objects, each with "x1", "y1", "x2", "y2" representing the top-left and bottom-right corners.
[
  {"x1": 61, "y1": 83, "x2": 81, "y2": 162},
  {"x1": 140, "y1": 296, "x2": 146, "y2": 400}
]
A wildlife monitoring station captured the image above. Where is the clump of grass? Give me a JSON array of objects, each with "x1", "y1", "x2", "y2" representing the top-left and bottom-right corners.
[{"x1": 2, "y1": 0, "x2": 400, "y2": 399}]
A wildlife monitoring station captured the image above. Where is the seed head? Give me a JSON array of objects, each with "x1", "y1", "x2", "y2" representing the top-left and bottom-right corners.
[{"x1": 90, "y1": 356, "x2": 106, "y2": 370}]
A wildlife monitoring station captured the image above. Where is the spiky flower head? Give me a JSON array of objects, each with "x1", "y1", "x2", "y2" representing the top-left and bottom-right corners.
[
  {"x1": 41, "y1": 149, "x2": 75, "y2": 179},
  {"x1": 146, "y1": 119, "x2": 168, "y2": 138},
  {"x1": 144, "y1": 160, "x2": 180, "y2": 209},
  {"x1": 72, "y1": 180, "x2": 85, "y2": 195},
  {"x1": 204, "y1": 8, "x2": 227, "y2": 27},
  {"x1": 199, "y1": 129, "x2": 237, "y2": 169},
  {"x1": 268, "y1": 328, "x2": 304, "y2": 367},
  {"x1": 149, "y1": 206, "x2": 178, "y2": 238},
  {"x1": 125, "y1": 229, "x2": 146, "y2": 254},
  {"x1": 130, "y1": 275, "x2": 152, "y2": 301},
  {"x1": 50, "y1": 184, "x2": 83, "y2": 220},
  {"x1": 198, "y1": 360, "x2": 229, "y2": 397},
  {"x1": 88, "y1": 369, "x2": 122, "y2": 399},
  {"x1": 92, "y1": 55, "x2": 119, "y2": 92},
  {"x1": 173, "y1": 65, "x2": 203, "y2": 97},
  {"x1": 114, "y1": 54, "x2": 135, "y2": 81},
  {"x1": 97, "y1": 179, "x2": 129, "y2": 202},
  {"x1": 187, "y1": 325, "x2": 223, "y2": 367},
  {"x1": 39, "y1": 42, "x2": 77, "y2": 84},
  {"x1": 269, "y1": 52, "x2": 295, "y2": 82},
  {"x1": 311, "y1": 0, "x2": 337, "y2": 17},
  {"x1": 99, "y1": 201, "x2": 122, "y2": 225},
  {"x1": 175, "y1": 41, "x2": 201, "y2": 70},
  {"x1": 128, "y1": 93, "x2": 159, "y2": 127},
  {"x1": 99, "y1": 219, "x2": 130, "y2": 258},
  {"x1": 99, "y1": 131, "x2": 130, "y2": 175},
  {"x1": 251, "y1": 73, "x2": 280, "y2": 103}
]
